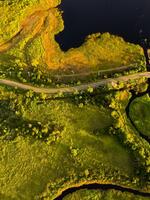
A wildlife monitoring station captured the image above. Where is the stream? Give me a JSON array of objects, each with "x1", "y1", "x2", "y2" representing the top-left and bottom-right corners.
[{"x1": 54, "y1": 183, "x2": 150, "y2": 200}]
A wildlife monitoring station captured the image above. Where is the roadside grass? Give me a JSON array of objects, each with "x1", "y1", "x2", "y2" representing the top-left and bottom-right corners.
[
  {"x1": 0, "y1": 96, "x2": 137, "y2": 199},
  {"x1": 63, "y1": 189, "x2": 149, "y2": 200},
  {"x1": 129, "y1": 94, "x2": 150, "y2": 137}
]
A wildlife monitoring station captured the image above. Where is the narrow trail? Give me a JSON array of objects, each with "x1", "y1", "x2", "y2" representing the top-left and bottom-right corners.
[
  {"x1": 0, "y1": 9, "x2": 50, "y2": 53},
  {"x1": 0, "y1": 72, "x2": 150, "y2": 94},
  {"x1": 53, "y1": 65, "x2": 141, "y2": 80},
  {"x1": 24, "y1": 13, "x2": 50, "y2": 66}
]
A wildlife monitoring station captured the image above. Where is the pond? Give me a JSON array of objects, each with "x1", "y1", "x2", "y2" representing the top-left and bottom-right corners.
[{"x1": 56, "y1": 0, "x2": 150, "y2": 51}]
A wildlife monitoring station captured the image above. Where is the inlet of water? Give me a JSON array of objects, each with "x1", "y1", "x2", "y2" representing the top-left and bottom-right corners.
[{"x1": 56, "y1": 0, "x2": 150, "y2": 51}]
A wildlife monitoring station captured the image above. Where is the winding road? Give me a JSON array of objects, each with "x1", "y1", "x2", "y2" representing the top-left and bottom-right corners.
[{"x1": 0, "y1": 72, "x2": 150, "y2": 94}]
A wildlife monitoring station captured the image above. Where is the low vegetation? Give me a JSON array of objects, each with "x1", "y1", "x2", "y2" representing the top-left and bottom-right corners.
[
  {"x1": 0, "y1": 80, "x2": 150, "y2": 199},
  {"x1": 108, "y1": 90, "x2": 150, "y2": 184},
  {"x1": 0, "y1": 0, "x2": 150, "y2": 199}
]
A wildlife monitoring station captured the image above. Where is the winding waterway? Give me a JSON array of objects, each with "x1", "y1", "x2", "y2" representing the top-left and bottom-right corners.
[
  {"x1": 126, "y1": 90, "x2": 150, "y2": 143},
  {"x1": 56, "y1": 0, "x2": 150, "y2": 51},
  {"x1": 54, "y1": 183, "x2": 150, "y2": 200}
]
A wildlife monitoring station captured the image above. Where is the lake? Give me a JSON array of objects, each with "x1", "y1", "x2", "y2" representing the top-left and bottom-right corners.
[{"x1": 56, "y1": 0, "x2": 150, "y2": 50}]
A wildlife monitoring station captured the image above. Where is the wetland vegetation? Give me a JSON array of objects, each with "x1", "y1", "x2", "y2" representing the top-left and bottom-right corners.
[{"x1": 0, "y1": 0, "x2": 150, "y2": 199}]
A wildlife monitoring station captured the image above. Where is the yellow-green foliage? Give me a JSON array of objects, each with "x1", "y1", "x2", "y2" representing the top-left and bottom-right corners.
[
  {"x1": 109, "y1": 90, "x2": 150, "y2": 176},
  {"x1": 0, "y1": 2, "x2": 149, "y2": 199},
  {"x1": 0, "y1": 89, "x2": 138, "y2": 199},
  {"x1": 0, "y1": 134, "x2": 135, "y2": 200},
  {"x1": 62, "y1": 33, "x2": 145, "y2": 71},
  {"x1": 0, "y1": 0, "x2": 61, "y2": 43}
]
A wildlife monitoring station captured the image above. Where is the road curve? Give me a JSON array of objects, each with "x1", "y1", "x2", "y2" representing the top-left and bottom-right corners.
[{"x1": 0, "y1": 72, "x2": 150, "y2": 94}]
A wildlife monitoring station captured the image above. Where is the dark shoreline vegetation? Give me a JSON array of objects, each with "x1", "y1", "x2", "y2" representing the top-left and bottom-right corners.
[{"x1": 0, "y1": 0, "x2": 150, "y2": 199}]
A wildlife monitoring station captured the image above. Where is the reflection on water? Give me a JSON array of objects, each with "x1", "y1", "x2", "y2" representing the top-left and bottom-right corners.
[{"x1": 56, "y1": 0, "x2": 150, "y2": 50}]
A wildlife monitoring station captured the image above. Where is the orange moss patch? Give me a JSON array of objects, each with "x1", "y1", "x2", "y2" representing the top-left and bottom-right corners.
[{"x1": 42, "y1": 9, "x2": 64, "y2": 69}]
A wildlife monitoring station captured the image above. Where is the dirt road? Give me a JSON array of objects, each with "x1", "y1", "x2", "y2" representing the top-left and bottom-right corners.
[{"x1": 0, "y1": 72, "x2": 150, "y2": 94}]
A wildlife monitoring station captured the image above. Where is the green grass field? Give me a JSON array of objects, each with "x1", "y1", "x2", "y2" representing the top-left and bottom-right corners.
[{"x1": 0, "y1": 87, "x2": 141, "y2": 199}]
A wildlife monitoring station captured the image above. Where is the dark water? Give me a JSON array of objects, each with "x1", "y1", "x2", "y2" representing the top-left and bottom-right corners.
[{"x1": 56, "y1": 0, "x2": 150, "y2": 51}]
